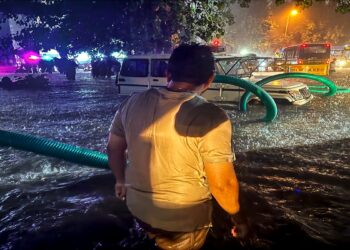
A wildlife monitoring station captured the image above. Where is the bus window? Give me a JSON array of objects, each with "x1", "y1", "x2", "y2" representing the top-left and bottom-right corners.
[
  {"x1": 151, "y1": 59, "x2": 168, "y2": 77},
  {"x1": 299, "y1": 44, "x2": 330, "y2": 60},
  {"x1": 120, "y1": 59, "x2": 149, "y2": 77},
  {"x1": 283, "y1": 46, "x2": 297, "y2": 60}
]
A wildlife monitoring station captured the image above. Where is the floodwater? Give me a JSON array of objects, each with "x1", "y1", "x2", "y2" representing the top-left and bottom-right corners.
[{"x1": 0, "y1": 70, "x2": 349, "y2": 249}]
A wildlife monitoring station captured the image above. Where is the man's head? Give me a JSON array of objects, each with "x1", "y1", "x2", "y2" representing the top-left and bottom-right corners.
[{"x1": 167, "y1": 44, "x2": 215, "y2": 87}]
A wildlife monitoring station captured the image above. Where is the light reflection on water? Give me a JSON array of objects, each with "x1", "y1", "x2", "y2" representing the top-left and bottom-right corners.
[{"x1": 0, "y1": 71, "x2": 349, "y2": 249}]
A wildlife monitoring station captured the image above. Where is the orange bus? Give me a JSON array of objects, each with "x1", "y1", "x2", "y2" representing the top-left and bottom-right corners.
[{"x1": 282, "y1": 43, "x2": 331, "y2": 75}]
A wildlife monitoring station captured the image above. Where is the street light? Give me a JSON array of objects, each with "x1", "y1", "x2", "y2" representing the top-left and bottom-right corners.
[{"x1": 284, "y1": 9, "x2": 298, "y2": 36}]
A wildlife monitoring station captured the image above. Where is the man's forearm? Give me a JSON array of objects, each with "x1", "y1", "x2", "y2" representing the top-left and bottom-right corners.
[
  {"x1": 210, "y1": 176, "x2": 240, "y2": 215},
  {"x1": 107, "y1": 149, "x2": 127, "y2": 183},
  {"x1": 205, "y1": 162, "x2": 240, "y2": 215}
]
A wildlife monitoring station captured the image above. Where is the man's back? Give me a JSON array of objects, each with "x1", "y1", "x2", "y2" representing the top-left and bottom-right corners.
[
  {"x1": 111, "y1": 87, "x2": 233, "y2": 231},
  {"x1": 108, "y1": 44, "x2": 242, "y2": 249}
]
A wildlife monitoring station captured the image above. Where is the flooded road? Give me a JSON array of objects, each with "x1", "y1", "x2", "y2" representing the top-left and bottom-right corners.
[{"x1": 0, "y1": 70, "x2": 349, "y2": 249}]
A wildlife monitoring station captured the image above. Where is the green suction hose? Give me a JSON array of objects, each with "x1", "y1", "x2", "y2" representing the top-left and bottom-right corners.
[
  {"x1": 308, "y1": 85, "x2": 350, "y2": 94},
  {"x1": 239, "y1": 73, "x2": 338, "y2": 112},
  {"x1": 214, "y1": 75, "x2": 278, "y2": 122},
  {"x1": 0, "y1": 75, "x2": 279, "y2": 168},
  {"x1": 0, "y1": 129, "x2": 109, "y2": 169},
  {"x1": 336, "y1": 88, "x2": 350, "y2": 94}
]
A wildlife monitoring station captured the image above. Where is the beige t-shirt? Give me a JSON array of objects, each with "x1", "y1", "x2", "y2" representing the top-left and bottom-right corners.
[{"x1": 110, "y1": 88, "x2": 234, "y2": 232}]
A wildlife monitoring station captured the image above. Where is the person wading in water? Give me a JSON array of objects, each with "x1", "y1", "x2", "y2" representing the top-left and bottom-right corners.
[{"x1": 107, "y1": 44, "x2": 248, "y2": 249}]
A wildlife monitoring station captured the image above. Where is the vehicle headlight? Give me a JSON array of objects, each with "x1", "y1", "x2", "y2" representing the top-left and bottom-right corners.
[
  {"x1": 288, "y1": 90, "x2": 303, "y2": 100},
  {"x1": 336, "y1": 60, "x2": 346, "y2": 67}
]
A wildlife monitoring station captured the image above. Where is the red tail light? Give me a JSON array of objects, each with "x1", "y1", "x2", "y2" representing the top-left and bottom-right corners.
[
  {"x1": 301, "y1": 44, "x2": 307, "y2": 48},
  {"x1": 298, "y1": 59, "x2": 303, "y2": 64},
  {"x1": 325, "y1": 43, "x2": 331, "y2": 47},
  {"x1": 211, "y1": 38, "x2": 221, "y2": 47}
]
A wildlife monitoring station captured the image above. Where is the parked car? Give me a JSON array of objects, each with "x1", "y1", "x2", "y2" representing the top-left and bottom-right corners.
[{"x1": 116, "y1": 54, "x2": 313, "y2": 105}]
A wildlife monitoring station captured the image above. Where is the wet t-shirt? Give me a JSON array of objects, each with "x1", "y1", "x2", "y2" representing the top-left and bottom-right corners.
[{"x1": 110, "y1": 88, "x2": 235, "y2": 232}]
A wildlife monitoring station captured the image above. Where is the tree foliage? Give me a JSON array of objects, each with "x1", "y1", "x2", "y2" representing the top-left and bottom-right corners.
[
  {"x1": 300, "y1": 22, "x2": 346, "y2": 44},
  {"x1": 275, "y1": 0, "x2": 350, "y2": 14},
  {"x1": 223, "y1": 15, "x2": 266, "y2": 53},
  {"x1": 0, "y1": 0, "x2": 348, "y2": 55},
  {"x1": 0, "y1": 0, "x2": 235, "y2": 55},
  {"x1": 224, "y1": 0, "x2": 349, "y2": 55},
  {"x1": 260, "y1": 13, "x2": 348, "y2": 53}
]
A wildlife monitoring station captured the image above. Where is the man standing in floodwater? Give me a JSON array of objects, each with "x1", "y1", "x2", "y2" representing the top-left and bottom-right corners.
[
  {"x1": 107, "y1": 44, "x2": 246, "y2": 249},
  {"x1": 65, "y1": 59, "x2": 78, "y2": 81}
]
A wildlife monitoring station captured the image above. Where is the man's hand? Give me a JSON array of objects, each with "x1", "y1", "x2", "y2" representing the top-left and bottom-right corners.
[
  {"x1": 115, "y1": 182, "x2": 127, "y2": 201},
  {"x1": 230, "y1": 211, "x2": 250, "y2": 239},
  {"x1": 231, "y1": 223, "x2": 249, "y2": 239}
]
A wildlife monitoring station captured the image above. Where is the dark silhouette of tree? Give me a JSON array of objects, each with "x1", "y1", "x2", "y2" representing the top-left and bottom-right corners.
[
  {"x1": 0, "y1": 0, "x2": 235, "y2": 55},
  {"x1": 0, "y1": 0, "x2": 348, "y2": 55}
]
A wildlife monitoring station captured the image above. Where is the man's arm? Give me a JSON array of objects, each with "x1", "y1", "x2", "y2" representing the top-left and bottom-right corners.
[
  {"x1": 205, "y1": 161, "x2": 250, "y2": 239},
  {"x1": 204, "y1": 161, "x2": 239, "y2": 215},
  {"x1": 107, "y1": 133, "x2": 127, "y2": 199}
]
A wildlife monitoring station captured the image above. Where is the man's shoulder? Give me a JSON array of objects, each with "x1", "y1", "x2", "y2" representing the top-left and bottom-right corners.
[
  {"x1": 123, "y1": 88, "x2": 159, "y2": 107},
  {"x1": 131, "y1": 88, "x2": 159, "y2": 100},
  {"x1": 175, "y1": 96, "x2": 230, "y2": 137},
  {"x1": 183, "y1": 95, "x2": 228, "y2": 121}
]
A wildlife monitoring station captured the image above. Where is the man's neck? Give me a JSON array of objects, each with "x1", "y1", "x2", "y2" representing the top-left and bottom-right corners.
[{"x1": 167, "y1": 81, "x2": 199, "y2": 93}]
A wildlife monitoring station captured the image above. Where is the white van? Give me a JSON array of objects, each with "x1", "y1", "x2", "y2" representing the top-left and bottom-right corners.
[{"x1": 116, "y1": 54, "x2": 313, "y2": 105}]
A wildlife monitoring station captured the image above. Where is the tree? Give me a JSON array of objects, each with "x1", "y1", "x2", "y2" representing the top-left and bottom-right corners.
[
  {"x1": 0, "y1": 1, "x2": 169, "y2": 55},
  {"x1": 259, "y1": 14, "x2": 292, "y2": 54},
  {"x1": 224, "y1": 15, "x2": 267, "y2": 53},
  {"x1": 299, "y1": 21, "x2": 345, "y2": 44},
  {"x1": 274, "y1": 0, "x2": 350, "y2": 13},
  {"x1": 0, "y1": 0, "x2": 348, "y2": 56},
  {"x1": 0, "y1": 0, "x2": 235, "y2": 55},
  {"x1": 255, "y1": 0, "x2": 349, "y2": 54},
  {"x1": 259, "y1": 11, "x2": 348, "y2": 54},
  {"x1": 173, "y1": 0, "x2": 234, "y2": 42}
]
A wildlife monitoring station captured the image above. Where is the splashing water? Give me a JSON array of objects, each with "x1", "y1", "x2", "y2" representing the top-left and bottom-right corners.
[{"x1": 0, "y1": 70, "x2": 349, "y2": 249}]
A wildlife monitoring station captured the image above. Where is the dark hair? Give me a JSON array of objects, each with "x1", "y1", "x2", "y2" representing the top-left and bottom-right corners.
[{"x1": 168, "y1": 44, "x2": 215, "y2": 86}]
